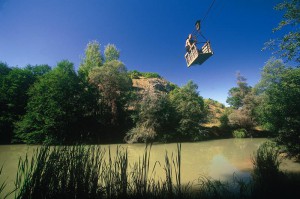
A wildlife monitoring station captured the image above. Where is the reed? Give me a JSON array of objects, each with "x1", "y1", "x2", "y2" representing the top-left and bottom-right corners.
[
  {"x1": 9, "y1": 142, "x2": 300, "y2": 199},
  {"x1": 0, "y1": 165, "x2": 13, "y2": 199},
  {"x1": 0, "y1": 165, "x2": 6, "y2": 195},
  {"x1": 12, "y1": 144, "x2": 192, "y2": 199},
  {"x1": 129, "y1": 144, "x2": 163, "y2": 198},
  {"x1": 14, "y1": 145, "x2": 105, "y2": 198},
  {"x1": 250, "y1": 141, "x2": 285, "y2": 198},
  {"x1": 197, "y1": 175, "x2": 234, "y2": 199}
]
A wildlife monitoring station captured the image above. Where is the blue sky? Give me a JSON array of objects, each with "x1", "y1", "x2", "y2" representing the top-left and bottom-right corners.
[{"x1": 0, "y1": 0, "x2": 284, "y2": 105}]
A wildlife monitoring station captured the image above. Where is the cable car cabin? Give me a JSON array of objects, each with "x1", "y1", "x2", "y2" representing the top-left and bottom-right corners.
[{"x1": 185, "y1": 41, "x2": 213, "y2": 67}]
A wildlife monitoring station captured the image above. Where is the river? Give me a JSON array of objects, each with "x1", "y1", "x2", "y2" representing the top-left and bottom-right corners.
[{"x1": 1, "y1": 138, "x2": 300, "y2": 197}]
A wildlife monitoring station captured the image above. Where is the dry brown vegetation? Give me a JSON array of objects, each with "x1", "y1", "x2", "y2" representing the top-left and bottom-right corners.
[{"x1": 203, "y1": 99, "x2": 226, "y2": 127}]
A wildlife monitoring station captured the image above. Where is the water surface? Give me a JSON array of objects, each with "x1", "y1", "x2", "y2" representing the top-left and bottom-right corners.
[{"x1": 1, "y1": 138, "x2": 300, "y2": 197}]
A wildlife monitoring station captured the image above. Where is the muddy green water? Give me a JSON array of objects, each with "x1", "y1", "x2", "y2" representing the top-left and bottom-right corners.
[{"x1": 1, "y1": 138, "x2": 300, "y2": 197}]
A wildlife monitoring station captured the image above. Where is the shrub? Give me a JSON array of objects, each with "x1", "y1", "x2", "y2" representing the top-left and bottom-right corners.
[
  {"x1": 228, "y1": 109, "x2": 255, "y2": 130},
  {"x1": 142, "y1": 72, "x2": 161, "y2": 78},
  {"x1": 219, "y1": 111, "x2": 230, "y2": 129},
  {"x1": 129, "y1": 70, "x2": 141, "y2": 79},
  {"x1": 232, "y1": 129, "x2": 247, "y2": 138},
  {"x1": 251, "y1": 141, "x2": 285, "y2": 198}
]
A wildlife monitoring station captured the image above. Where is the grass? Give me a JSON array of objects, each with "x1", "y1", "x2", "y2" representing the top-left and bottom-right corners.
[{"x1": 2, "y1": 142, "x2": 300, "y2": 198}]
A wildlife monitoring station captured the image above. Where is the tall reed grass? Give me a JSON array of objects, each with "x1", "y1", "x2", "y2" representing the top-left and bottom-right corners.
[
  {"x1": 251, "y1": 141, "x2": 300, "y2": 198},
  {"x1": 12, "y1": 144, "x2": 192, "y2": 199},
  {"x1": 3, "y1": 141, "x2": 300, "y2": 199},
  {"x1": 0, "y1": 165, "x2": 6, "y2": 194},
  {"x1": 14, "y1": 145, "x2": 105, "y2": 198}
]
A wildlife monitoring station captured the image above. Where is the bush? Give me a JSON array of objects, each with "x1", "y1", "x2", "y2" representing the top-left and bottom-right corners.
[
  {"x1": 228, "y1": 109, "x2": 255, "y2": 130},
  {"x1": 232, "y1": 129, "x2": 247, "y2": 138},
  {"x1": 143, "y1": 72, "x2": 161, "y2": 78},
  {"x1": 251, "y1": 141, "x2": 285, "y2": 198},
  {"x1": 128, "y1": 70, "x2": 161, "y2": 79},
  {"x1": 219, "y1": 111, "x2": 230, "y2": 129},
  {"x1": 129, "y1": 70, "x2": 141, "y2": 79},
  {"x1": 124, "y1": 124, "x2": 156, "y2": 143}
]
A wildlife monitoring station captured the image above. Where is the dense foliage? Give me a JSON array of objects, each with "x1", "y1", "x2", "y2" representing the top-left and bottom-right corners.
[
  {"x1": 223, "y1": 0, "x2": 300, "y2": 156},
  {"x1": 79, "y1": 40, "x2": 103, "y2": 79},
  {"x1": 0, "y1": 63, "x2": 51, "y2": 143},
  {"x1": 1, "y1": 41, "x2": 209, "y2": 144},
  {"x1": 125, "y1": 80, "x2": 206, "y2": 143},
  {"x1": 15, "y1": 61, "x2": 89, "y2": 144},
  {"x1": 225, "y1": 59, "x2": 300, "y2": 155},
  {"x1": 255, "y1": 58, "x2": 300, "y2": 155},
  {"x1": 89, "y1": 60, "x2": 133, "y2": 127},
  {"x1": 125, "y1": 92, "x2": 176, "y2": 143},
  {"x1": 264, "y1": 0, "x2": 300, "y2": 65},
  {"x1": 168, "y1": 81, "x2": 207, "y2": 141},
  {"x1": 226, "y1": 73, "x2": 252, "y2": 109}
]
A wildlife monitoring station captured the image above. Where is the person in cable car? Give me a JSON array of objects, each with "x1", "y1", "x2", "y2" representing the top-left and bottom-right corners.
[{"x1": 185, "y1": 34, "x2": 196, "y2": 53}]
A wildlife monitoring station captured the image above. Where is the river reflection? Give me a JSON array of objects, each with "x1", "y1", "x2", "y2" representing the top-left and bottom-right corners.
[{"x1": 1, "y1": 138, "x2": 300, "y2": 196}]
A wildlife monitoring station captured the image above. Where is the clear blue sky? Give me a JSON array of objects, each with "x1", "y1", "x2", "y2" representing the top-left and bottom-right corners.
[{"x1": 0, "y1": 0, "x2": 284, "y2": 105}]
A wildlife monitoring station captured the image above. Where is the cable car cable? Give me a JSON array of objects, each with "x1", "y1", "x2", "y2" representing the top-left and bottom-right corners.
[
  {"x1": 192, "y1": 0, "x2": 216, "y2": 42},
  {"x1": 201, "y1": 0, "x2": 216, "y2": 23}
]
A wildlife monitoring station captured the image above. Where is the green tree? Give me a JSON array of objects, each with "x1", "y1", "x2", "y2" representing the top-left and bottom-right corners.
[
  {"x1": 79, "y1": 41, "x2": 103, "y2": 79},
  {"x1": 219, "y1": 108, "x2": 231, "y2": 130},
  {"x1": 225, "y1": 73, "x2": 258, "y2": 131},
  {"x1": 0, "y1": 62, "x2": 13, "y2": 143},
  {"x1": 226, "y1": 72, "x2": 252, "y2": 109},
  {"x1": 0, "y1": 64, "x2": 50, "y2": 143},
  {"x1": 169, "y1": 81, "x2": 206, "y2": 139},
  {"x1": 264, "y1": 0, "x2": 300, "y2": 65},
  {"x1": 104, "y1": 44, "x2": 120, "y2": 63},
  {"x1": 0, "y1": 62, "x2": 11, "y2": 76},
  {"x1": 25, "y1": 64, "x2": 51, "y2": 76},
  {"x1": 15, "y1": 60, "x2": 87, "y2": 144},
  {"x1": 256, "y1": 58, "x2": 300, "y2": 155},
  {"x1": 88, "y1": 60, "x2": 132, "y2": 126},
  {"x1": 125, "y1": 92, "x2": 176, "y2": 143}
]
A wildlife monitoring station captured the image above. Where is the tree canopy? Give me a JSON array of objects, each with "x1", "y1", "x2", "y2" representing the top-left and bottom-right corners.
[
  {"x1": 264, "y1": 0, "x2": 300, "y2": 65},
  {"x1": 15, "y1": 61, "x2": 87, "y2": 144},
  {"x1": 89, "y1": 60, "x2": 132, "y2": 126},
  {"x1": 0, "y1": 64, "x2": 51, "y2": 143},
  {"x1": 226, "y1": 73, "x2": 251, "y2": 109},
  {"x1": 255, "y1": 58, "x2": 300, "y2": 155},
  {"x1": 79, "y1": 41, "x2": 103, "y2": 79},
  {"x1": 104, "y1": 44, "x2": 120, "y2": 63},
  {"x1": 169, "y1": 81, "x2": 206, "y2": 139}
]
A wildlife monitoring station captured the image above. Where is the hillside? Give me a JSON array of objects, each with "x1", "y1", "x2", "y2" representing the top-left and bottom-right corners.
[
  {"x1": 131, "y1": 76, "x2": 225, "y2": 127},
  {"x1": 132, "y1": 77, "x2": 173, "y2": 95},
  {"x1": 203, "y1": 99, "x2": 226, "y2": 127}
]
